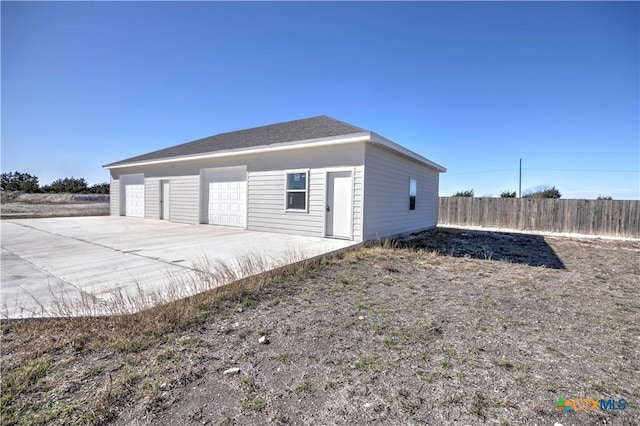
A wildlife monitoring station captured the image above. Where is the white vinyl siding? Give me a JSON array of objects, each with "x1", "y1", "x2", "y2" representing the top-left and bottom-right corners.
[
  {"x1": 248, "y1": 170, "x2": 326, "y2": 237},
  {"x1": 145, "y1": 179, "x2": 160, "y2": 220},
  {"x1": 169, "y1": 175, "x2": 200, "y2": 224},
  {"x1": 108, "y1": 143, "x2": 369, "y2": 241},
  {"x1": 110, "y1": 179, "x2": 119, "y2": 216},
  {"x1": 363, "y1": 144, "x2": 440, "y2": 240}
]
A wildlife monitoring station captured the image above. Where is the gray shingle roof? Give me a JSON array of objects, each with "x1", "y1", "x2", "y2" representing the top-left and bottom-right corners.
[{"x1": 104, "y1": 115, "x2": 369, "y2": 167}]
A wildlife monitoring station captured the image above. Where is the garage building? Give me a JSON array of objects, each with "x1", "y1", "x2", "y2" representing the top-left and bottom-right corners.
[{"x1": 103, "y1": 116, "x2": 446, "y2": 242}]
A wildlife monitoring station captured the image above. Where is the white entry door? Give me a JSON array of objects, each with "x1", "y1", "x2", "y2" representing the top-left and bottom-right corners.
[
  {"x1": 203, "y1": 167, "x2": 247, "y2": 228},
  {"x1": 160, "y1": 181, "x2": 170, "y2": 220},
  {"x1": 125, "y1": 184, "x2": 145, "y2": 218},
  {"x1": 326, "y1": 171, "x2": 352, "y2": 239}
]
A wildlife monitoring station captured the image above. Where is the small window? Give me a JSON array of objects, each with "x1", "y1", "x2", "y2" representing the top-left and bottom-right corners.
[
  {"x1": 409, "y1": 179, "x2": 417, "y2": 210},
  {"x1": 286, "y1": 171, "x2": 308, "y2": 211}
]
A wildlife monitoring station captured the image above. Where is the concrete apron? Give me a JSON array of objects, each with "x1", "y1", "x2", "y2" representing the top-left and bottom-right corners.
[{"x1": 1, "y1": 217, "x2": 357, "y2": 319}]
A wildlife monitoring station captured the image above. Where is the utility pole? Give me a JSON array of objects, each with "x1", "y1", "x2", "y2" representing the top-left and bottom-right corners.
[{"x1": 519, "y1": 159, "x2": 522, "y2": 198}]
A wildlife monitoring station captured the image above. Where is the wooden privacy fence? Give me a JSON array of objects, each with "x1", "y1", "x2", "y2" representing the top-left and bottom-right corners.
[{"x1": 438, "y1": 197, "x2": 640, "y2": 238}]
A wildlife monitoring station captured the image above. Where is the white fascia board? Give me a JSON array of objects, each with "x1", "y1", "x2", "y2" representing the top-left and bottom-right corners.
[
  {"x1": 104, "y1": 132, "x2": 372, "y2": 169},
  {"x1": 370, "y1": 133, "x2": 447, "y2": 172}
]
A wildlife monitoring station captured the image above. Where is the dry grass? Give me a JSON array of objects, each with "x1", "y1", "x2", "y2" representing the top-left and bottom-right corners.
[
  {"x1": 2, "y1": 248, "x2": 308, "y2": 319},
  {"x1": 0, "y1": 250, "x2": 314, "y2": 425},
  {"x1": 1, "y1": 228, "x2": 639, "y2": 425},
  {"x1": 1, "y1": 192, "x2": 109, "y2": 219}
]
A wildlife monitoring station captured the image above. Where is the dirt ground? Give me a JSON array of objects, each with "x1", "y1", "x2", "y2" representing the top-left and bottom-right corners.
[
  {"x1": 1, "y1": 228, "x2": 639, "y2": 425},
  {"x1": 0, "y1": 192, "x2": 109, "y2": 218}
]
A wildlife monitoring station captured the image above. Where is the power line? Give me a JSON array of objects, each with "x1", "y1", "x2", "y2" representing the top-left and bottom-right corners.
[
  {"x1": 446, "y1": 169, "x2": 517, "y2": 175},
  {"x1": 524, "y1": 168, "x2": 639, "y2": 173},
  {"x1": 446, "y1": 168, "x2": 639, "y2": 175}
]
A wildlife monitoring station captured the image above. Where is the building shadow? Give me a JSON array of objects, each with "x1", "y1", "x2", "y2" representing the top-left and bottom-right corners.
[{"x1": 401, "y1": 227, "x2": 565, "y2": 269}]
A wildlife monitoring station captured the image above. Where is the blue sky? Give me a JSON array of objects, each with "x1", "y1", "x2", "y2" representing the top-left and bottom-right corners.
[{"x1": 2, "y1": 1, "x2": 638, "y2": 199}]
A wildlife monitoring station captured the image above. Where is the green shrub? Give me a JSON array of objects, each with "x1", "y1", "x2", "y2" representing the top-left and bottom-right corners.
[
  {"x1": 523, "y1": 186, "x2": 561, "y2": 199},
  {"x1": 89, "y1": 182, "x2": 110, "y2": 194},
  {"x1": 41, "y1": 177, "x2": 89, "y2": 194},
  {"x1": 1, "y1": 171, "x2": 39, "y2": 192},
  {"x1": 453, "y1": 189, "x2": 474, "y2": 197}
]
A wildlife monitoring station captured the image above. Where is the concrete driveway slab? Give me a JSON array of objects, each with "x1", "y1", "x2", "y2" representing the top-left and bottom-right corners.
[{"x1": 1, "y1": 217, "x2": 356, "y2": 318}]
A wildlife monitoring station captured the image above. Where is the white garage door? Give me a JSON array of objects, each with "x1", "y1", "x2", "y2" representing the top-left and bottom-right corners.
[
  {"x1": 203, "y1": 167, "x2": 247, "y2": 227},
  {"x1": 125, "y1": 184, "x2": 145, "y2": 218}
]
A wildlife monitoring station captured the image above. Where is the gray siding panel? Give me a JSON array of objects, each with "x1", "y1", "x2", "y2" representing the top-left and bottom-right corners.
[
  {"x1": 363, "y1": 144, "x2": 440, "y2": 240},
  {"x1": 107, "y1": 143, "x2": 367, "y2": 240},
  {"x1": 145, "y1": 179, "x2": 160, "y2": 220},
  {"x1": 169, "y1": 176, "x2": 200, "y2": 224},
  {"x1": 247, "y1": 166, "x2": 363, "y2": 240},
  {"x1": 110, "y1": 143, "x2": 365, "y2": 177},
  {"x1": 110, "y1": 178, "x2": 119, "y2": 216},
  {"x1": 247, "y1": 170, "x2": 325, "y2": 237}
]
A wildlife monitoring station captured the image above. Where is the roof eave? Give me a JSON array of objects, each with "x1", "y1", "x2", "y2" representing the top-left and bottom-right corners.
[
  {"x1": 369, "y1": 133, "x2": 447, "y2": 172},
  {"x1": 103, "y1": 132, "x2": 372, "y2": 169}
]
